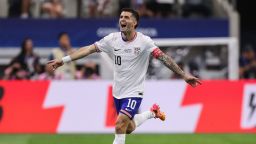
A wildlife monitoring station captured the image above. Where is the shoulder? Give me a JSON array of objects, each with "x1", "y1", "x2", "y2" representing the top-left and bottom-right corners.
[
  {"x1": 33, "y1": 53, "x2": 40, "y2": 59},
  {"x1": 51, "y1": 48, "x2": 64, "y2": 57},
  {"x1": 52, "y1": 48, "x2": 62, "y2": 53},
  {"x1": 104, "y1": 32, "x2": 120, "y2": 40},
  {"x1": 137, "y1": 32, "x2": 153, "y2": 42},
  {"x1": 137, "y1": 32, "x2": 158, "y2": 52}
]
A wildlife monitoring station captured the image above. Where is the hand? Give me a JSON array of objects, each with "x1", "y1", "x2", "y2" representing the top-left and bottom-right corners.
[
  {"x1": 47, "y1": 59, "x2": 64, "y2": 71},
  {"x1": 183, "y1": 74, "x2": 202, "y2": 88}
]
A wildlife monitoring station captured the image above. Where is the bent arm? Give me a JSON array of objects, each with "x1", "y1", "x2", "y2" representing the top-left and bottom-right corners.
[
  {"x1": 152, "y1": 48, "x2": 201, "y2": 87},
  {"x1": 152, "y1": 48, "x2": 186, "y2": 78}
]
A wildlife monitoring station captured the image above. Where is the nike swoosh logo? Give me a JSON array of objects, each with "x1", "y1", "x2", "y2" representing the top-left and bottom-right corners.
[
  {"x1": 114, "y1": 49, "x2": 121, "y2": 51},
  {"x1": 125, "y1": 108, "x2": 131, "y2": 112}
]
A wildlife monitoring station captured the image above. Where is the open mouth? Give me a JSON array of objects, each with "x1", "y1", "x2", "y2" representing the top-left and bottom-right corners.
[{"x1": 121, "y1": 24, "x2": 127, "y2": 28}]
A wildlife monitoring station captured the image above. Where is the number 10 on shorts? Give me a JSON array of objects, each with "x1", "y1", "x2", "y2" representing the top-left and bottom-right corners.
[{"x1": 127, "y1": 98, "x2": 137, "y2": 109}]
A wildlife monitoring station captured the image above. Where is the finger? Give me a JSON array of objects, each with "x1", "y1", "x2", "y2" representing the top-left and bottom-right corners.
[
  {"x1": 47, "y1": 60, "x2": 55, "y2": 64},
  {"x1": 196, "y1": 79, "x2": 202, "y2": 85},
  {"x1": 192, "y1": 77, "x2": 202, "y2": 85},
  {"x1": 191, "y1": 83, "x2": 196, "y2": 88},
  {"x1": 52, "y1": 65, "x2": 57, "y2": 71}
]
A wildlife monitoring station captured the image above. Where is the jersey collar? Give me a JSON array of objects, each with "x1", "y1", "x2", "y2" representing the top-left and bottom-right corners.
[{"x1": 121, "y1": 32, "x2": 137, "y2": 43}]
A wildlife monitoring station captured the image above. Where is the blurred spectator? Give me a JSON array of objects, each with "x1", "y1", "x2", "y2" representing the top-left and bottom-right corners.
[
  {"x1": 239, "y1": 45, "x2": 256, "y2": 79},
  {"x1": 118, "y1": 0, "x2": 131, "y2": 15},
  {"x1": 182, "y1": 0, "x2": 212, "y2": 18},
  {"x1": 37, "y1": 64, "x2": 61, "y2": 80},
  {"x1": 98, "y1": 0, "x2": 118, "y2": 17},
  {"x1": 80, "y1": 0, "x2": 118, "y2": 17},
  {"x1": 8, "y1": 0, "x2": 32, "y2": 18},
  {"x1": 86, "y1": 0, "x2": 98, "y2": 17},
  {"x1": 3, "y1": 62, "x2": 28, "y2": 80},
  {"x1": 49, "y1": 32, "x2": 76, "y2": 79},
  {"x1": 76, "y1": 61, "x2": 100, "y2": 79},
  {"x1": 30, "y1": 62, "x2": 43, "y2": 79},
  {"x1": 40, "y1": 0, "x2": 65, "y2": 18},
  {"x1": 188, "y1": 59, "x2": 200, "y2": 78},
  {"x1": 156, "y1": 0, "x2": 176, "y2": 17},
  {"x1": 3, "y1": 38, "x2": 41, "y2": 80},
  {"x1": 144, "y1": 0, "x2": 158, "y2": 17},
  {"x1": 141, "y1": 0, "x2": 176, "y2": 18},
  {"x1": 132, "y1": 0, "x2": 154, "y2": 18}
]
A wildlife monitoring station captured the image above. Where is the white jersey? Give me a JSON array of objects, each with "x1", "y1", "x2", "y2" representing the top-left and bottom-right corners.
[{"x1": 95, "y1": 32, "x2": 157, "y2": 99}]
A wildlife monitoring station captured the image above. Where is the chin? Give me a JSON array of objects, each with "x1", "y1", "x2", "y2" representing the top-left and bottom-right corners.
[{"x1": 120, "y1": 28, "x2": 126, "y2": 32}]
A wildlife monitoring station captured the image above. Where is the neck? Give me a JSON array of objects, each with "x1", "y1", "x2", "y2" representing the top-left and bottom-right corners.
[
  {"x1": 61, "y1": 46, "x2": 70, "y2": 52},
  {"x1": 26, "y1": 51, "x2": 32, "y2": 56},
  {"x1": 122, "y1": 30, "x2": 136, "y2": 41}
]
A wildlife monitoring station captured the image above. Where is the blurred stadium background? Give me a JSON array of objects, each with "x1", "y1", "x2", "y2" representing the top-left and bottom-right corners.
[{"x1": 0, "y1": 0, "x2": 256, "y2": 144}]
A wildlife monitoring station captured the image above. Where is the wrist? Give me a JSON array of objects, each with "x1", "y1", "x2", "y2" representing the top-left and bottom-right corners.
[{"x1": 62, "y1": 55, "x2": 72, "y2": 63}]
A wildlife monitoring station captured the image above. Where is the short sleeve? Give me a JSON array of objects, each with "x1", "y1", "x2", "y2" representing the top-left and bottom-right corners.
[
  {"x1": 144, "y1": 35, "x2": 158, "y2": 53},
  {"x1": 94, "y1": 33, "x2": 113, "y2": 53}
]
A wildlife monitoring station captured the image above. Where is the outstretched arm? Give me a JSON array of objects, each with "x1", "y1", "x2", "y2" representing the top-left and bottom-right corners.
[
  {"x1": 68, "y1": 44, "x2": 97, "y2": 61},
  {"x1": 152, "y1": 48, "x2": 202, "y2": 87},
  {"x1": 47, "y1": 44, "x2": 97, "y2": 71}
]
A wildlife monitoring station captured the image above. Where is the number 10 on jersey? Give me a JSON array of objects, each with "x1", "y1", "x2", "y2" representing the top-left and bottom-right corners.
[{"x1": 115, "y1": 55, "x2": 121, "y2": 65}]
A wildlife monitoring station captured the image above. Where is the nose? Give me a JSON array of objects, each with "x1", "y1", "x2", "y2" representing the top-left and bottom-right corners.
[{"x1": 120, "y1": 16, "x2": 125, "y2": 21}]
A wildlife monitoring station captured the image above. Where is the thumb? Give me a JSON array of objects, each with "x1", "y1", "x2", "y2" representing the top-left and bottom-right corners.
[{"x1": 47, "y1": 60, "x2": 55, "y2": 64}]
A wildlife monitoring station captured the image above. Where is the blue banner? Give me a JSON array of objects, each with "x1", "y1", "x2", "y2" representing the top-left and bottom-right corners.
[{"x1": 0, "y1": 18, "x2": 228, "y2": 47}]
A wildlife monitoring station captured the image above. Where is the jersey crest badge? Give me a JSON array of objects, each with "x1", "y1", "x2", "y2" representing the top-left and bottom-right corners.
[{"x1": 134, "y1": 47, "x2": 141, "y2": 55}]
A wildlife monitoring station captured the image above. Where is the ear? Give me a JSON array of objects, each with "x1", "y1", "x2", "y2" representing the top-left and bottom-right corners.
[{"x1": 133, "y1": 19, "x2": 137, "y2": 28}]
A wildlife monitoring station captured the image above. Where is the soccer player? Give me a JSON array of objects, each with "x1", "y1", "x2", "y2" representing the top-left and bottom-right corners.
[{"x1": 48, "y1": 8, "x2": 201, "y2": 144}]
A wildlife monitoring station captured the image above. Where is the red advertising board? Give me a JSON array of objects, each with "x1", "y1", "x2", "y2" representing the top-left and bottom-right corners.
[{"x1": 0, "y1": 80, "x2": 255, "y2": 133}]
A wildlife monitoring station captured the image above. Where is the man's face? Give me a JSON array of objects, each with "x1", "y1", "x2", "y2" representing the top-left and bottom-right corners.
[
  {"x1": 246, "y1": 50, "x2": 255, "y2": 60},
  {"x1": 119, "y1": 11, "x2": 137, "y2": 32},
  {"x1": 25, "y1": 39, "x2": 33, "y2": 52},
  {"x1": 59, "y1": 34, "x2": 71, "y2": 49}
]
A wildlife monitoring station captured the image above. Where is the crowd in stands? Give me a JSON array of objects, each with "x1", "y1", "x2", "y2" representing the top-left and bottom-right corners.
[
  {"x1": 3, "y1": 38, "x2": 41, "y2": 80},
  {"x1": 1, "y1": 0, "x2": 214, "y2": 19},
  {"x1": 2, "y1": 33, "x2": 101, "y2": 80},
  {"x1": 2, "y1": 36, "x2": 256, "y2": 80}
]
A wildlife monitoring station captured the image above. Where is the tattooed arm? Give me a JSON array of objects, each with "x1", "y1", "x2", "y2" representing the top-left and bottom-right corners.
[
  {"x1": 153, "y1": 48, "x2": 186, "y2": 78},
  {"x1": 152, "y1": 48, "x2": 201, "y2": 87}
]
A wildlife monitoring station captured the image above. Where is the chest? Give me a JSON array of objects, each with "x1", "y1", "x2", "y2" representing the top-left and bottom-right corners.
[{"x1": 111, "y1": 42, "x2": 144, "y2": 58}]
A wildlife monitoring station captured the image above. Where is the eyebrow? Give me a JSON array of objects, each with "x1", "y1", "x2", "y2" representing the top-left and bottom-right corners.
[
  {"x1": 120, "y1": 15, "x2": 131, "y2": 18},
  {"x1": 120, "y1": 14, "x2": 132, "y2": 17}
]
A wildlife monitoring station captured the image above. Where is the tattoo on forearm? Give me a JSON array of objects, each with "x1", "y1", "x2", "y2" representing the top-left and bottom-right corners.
[{"x1": 157, "y1": 51, "x2": 185, "y2": 77}]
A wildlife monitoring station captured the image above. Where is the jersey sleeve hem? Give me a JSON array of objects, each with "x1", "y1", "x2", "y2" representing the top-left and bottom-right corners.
[
  {"x1": 149, "y1": 47, "x2": 158, "y2": 52},
  {"x1": 94, "y1": 43, "x2": 101, "y2": 53},
  {"x1": 152, "y1": 48, "x2": 162, "y2": 58}
]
